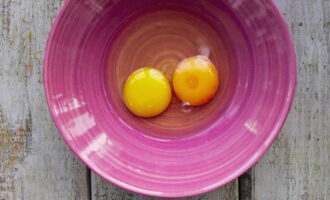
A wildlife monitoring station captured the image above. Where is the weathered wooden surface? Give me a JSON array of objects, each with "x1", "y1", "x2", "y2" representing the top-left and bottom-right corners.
[
  {"x1": 0, "y1": 0, "x2": 329, "y2": 199},
  {"x1": 0, "y1": 0, "x2": 89, "y2": 199},
  {"x1": 91, "y1": 174, "x2": 238, "y2": 200},
  {"x1": 239, "y1": 0, "x2": 330, "y2": 200}
]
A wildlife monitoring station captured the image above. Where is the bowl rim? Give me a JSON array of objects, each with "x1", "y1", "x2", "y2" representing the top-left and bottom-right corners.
[{"x1": 43, "y1": 0, "x2": 296, "y2": 197}]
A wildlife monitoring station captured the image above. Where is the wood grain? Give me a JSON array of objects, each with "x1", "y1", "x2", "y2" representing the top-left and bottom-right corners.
[
  {"x1": 91, "y1": 173, "x2": 238, "y2": 200},
  {"x1": 1, "y1": 0, "x2": 329, "y2": 199},
  {"x1": 0, "y1": 0, "x2": 89, "y2": 199},
  {"x1": 239, "y1": 0, "x2": 330, "y2": 199}
]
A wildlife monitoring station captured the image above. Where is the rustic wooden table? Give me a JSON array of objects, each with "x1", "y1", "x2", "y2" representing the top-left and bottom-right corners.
[{"x1": 0, "y1": 0, "x2": 329, "y2": 199}]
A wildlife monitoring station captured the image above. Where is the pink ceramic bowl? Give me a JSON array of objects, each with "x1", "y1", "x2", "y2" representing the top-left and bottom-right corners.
[{"x1": 44, "y1": 0, "x2": 296, "y2": 198}]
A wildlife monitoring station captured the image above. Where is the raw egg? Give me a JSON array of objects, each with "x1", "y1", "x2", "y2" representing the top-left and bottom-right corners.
[
  {"x1": 123, "y1": 68, "x2": 172, "y2": 118},
  {"x1": 173, "y1": 56, "x2": 219, "y2": 106}
]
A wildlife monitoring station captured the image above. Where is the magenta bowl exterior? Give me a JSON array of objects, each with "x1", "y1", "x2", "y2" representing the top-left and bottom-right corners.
[{"x1": 44, "y1": 0, "x2": 296, "y2": 198}]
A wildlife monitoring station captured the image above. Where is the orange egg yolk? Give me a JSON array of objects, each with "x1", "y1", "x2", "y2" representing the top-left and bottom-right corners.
[{"x1": 173, "y1": 56, "x2": 219, "y2": 106}]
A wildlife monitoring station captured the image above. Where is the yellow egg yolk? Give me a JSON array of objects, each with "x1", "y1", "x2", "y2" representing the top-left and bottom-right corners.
[
  {"x1": 173, "y1": 56, "x2": 219, "y2": 106},
  {"x1": 123, "y1": 68, "x2": 172, "y2": 118}
]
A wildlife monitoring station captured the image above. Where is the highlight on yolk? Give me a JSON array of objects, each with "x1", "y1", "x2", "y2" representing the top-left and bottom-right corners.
[
  {"x1": 173, "y1": 56, "x2": 219, "y2": 106},
  {"x1": 123, "y1": 68, "x2": 172, "y2": 118}
]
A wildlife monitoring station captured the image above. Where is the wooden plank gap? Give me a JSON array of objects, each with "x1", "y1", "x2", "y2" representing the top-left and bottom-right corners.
[
  {"x1": 238, "y1": 171, "x2": 253, "y2": 200},
  {"x1": 87, "y1": 169, "x2": 92, "y2": 200}
]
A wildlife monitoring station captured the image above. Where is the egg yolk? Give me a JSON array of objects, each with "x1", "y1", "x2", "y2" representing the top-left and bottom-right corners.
[
  {"x1": 123, "y1": 68, "x2": 172, "y2": 118},
  {"x1": 173, "y1": 56, "x2": 219, "y2": 106}
]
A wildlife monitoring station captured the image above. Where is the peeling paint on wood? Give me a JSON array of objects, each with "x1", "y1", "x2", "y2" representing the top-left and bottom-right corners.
[
  {"x1": 0, "y1": 0, "x2": 89, "y2": 199},
  {"x1": 0, "y1": 106, "x2": 32, "y2": 173},
  {"x1": 247, "y1": 0, "x2": 330, "y2": 200},
  {"x1": 0, "y1": 113, "x2": 32, "y2": 200}
]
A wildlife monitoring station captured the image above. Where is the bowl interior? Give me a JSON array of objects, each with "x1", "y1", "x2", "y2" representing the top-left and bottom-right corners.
[
  {"x1": 44, "y1": 0, "x2": 295, "y2": 197},
  {"x1": 105, "y1": 1, "x2": 242, "y2": 139}
]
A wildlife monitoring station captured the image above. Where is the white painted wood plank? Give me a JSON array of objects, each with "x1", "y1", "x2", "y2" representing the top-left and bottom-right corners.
[
  {"x1": 243, "y1": 0, "x2": 330, "y2": 199},
  {"x1": 92, "y1": 172, "x2": 238, "y2": 200},
  {"x1": 0, "y1": 1, "x2": 89, "y2": 199}
]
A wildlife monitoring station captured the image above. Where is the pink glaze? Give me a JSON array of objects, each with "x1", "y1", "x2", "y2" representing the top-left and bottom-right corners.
[{"x1": 44, "y1": 0, "x2": 296, "y2": 198}]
